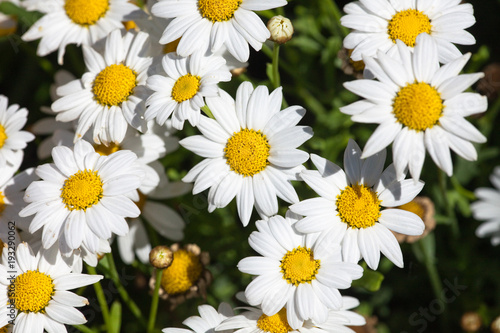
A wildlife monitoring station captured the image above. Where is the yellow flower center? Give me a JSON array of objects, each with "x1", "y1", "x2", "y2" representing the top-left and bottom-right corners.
[
  {"x1": 397, "y1": 200, "x2": 425, "y2": 219},
  {"x1": 348, "y1": 49, "x2": 365, "y2": 72},
  {"x1": 134, "y1": 191, "x2": 147, "y2": 212},
  {"x1": 336, "y1": 184, "x2": 381, "y2": 229},
  {"x1": 0, "y1": 16, "x2": 17, "y2": 37},
  {"x1": 393, "y1": 82, "x2": 443, "y2": 131},
  {"x1": 0, "y1": 124, "x2": 7, "y2": 148},
  {"x1": 0, "y1": 239, "x2": 3, "y2": 257},
  {"x1": 198, "y1": 0, "x2": 242, "y2": 22},
  {"x1": 12, "y1": 270, "x2": 54, "y2": 313},
  {"x1": 92, "y1": 64, "x2": 137, "y2": 107},
  {"x1": 280, "y1": 246, "x2": 320, "y2": 286},
  {"x1": 0, "y1": 325, "x2": 10, "y2": 333},
  {"x1": 94, "y1": 142, "x2": 120, "y2": 156},
  {"x1": 224, "y1": 129, "x2": 270, "y2": 177},
  {"x1": 0, "y1": 191, "x2": 6, "y2": 215},
  {"x1": 160, "y1": 249, "x2": 203, "y2": 295},
  {"x1": 387, "y1": 9, "x2": 432, "y2": 47},
  {"x1": 171, "y1": 74, "x2": 201, "y2": 103},
  {"x1": 61, "y1": 170, "x2": 103, "y2": 211},
  {"x1": 123, "y1": 20, "x2": 137, "y2": 30},
  {"x1": 163, "y1": 38, "x2": 181, "y2": 54},
  {"x1": 257, "y1": 308, "x2": 293, "y2": 333},
  {"x1": 64, "y1": 0, "x2": 109, "y2": 26}
]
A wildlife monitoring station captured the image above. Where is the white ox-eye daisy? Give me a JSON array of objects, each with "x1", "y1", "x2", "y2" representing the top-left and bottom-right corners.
[
  {"x1": 180, "y1": 82, "x2": 313, "y2": 226},
  {"x1": 340, "y1": 33, "x2": 487, "y2": 181},
  {"x1": 163, "y1": 303, "x2": 234, "y2": 333},
  {"x1": 217, "y1": 294, "x2": 366, "y2": 333},
  {"x1": 22, "y1": 0, "x2": 143, "y2": 64},
  {"x1": 0, "y1": 242, "x2": 103, "y2": 332},
  {"x1": 19, "y1": 140, "x2": 144, "y2": 256},
  {"x1": 0, "y1": 95, "x2": 35, "y2": 169},
  {"x1": 151, "y1": 0, "x2": 286, "y2": 62},
  {"x1": 146, "y1": 51, "x2": 232, "y2": 130},
  {"x1": 341, "y1": 0, "x2": 476, "y2": 63},
  {"x1": 471, "y1": 166, "x2": 500, "y2": 246},
  {"x1": 290, "y1": 140, "x2": 425, "y2": 270},
  {"x1": 51, "y1": 29, "x2": 153, "y2": 145},
  {"x1": 238, "y1": 213, "x2": 363, "y2": 329}
]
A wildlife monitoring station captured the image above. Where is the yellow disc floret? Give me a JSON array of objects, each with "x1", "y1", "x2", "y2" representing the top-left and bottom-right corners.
[
  {"x1": 0, "y1": 191, "x2": 6, "y2": 215},
  {"x1": 393, "y1": 82, "x2": 443, "y2": 131},
  {"x1": 64, "y1": 0, "x2": 109, "y2": 26},
  {"x1": 397, "y1": 200, "x2": 425, "y2": 219},
  {"x1": 0, "y1": 325, "x2": 11, "y2": 333},
  {"x1": 388, "y1": 9, "x2": 432, "y2": 47},
  {"x1": 12, "y1": 270, "x2": 54, "y2": 313},
  {"x1": 93, "y1": 64, "x2": 137, "y2": 107},
  {"x1": 171, "y1": 74, "x2": 201, "y2": 103},
  {"x1": 160, "y1": 249, "x2": 203, "y2": 295},
  {"x1": 257, "y1": 308, "x2": 293, "y2": 333},
  {"x1": 163, "y1": 38, "x2": 181, "y2": 54},
  {"x1": 61, "y1": 170, "x2": 103, "y2": 211},
  {"x1": 280, "y1": 246, "x2": 320, "y2": 286},
  {"x1": 224, "y1": 129, "x2": 270, "y2": 177},
  {"x1": 336, "y1": 184, "x2": 381, "y2": 229},
  {"x1": 198, "y1": 0, "x2": 242, "y2": 22},
  {"x1": 94, "y1": 142, "x2": 120, "y2": 156},
  {"x1": 0, "y1": 124, "x2": 7, "y2": 148}
]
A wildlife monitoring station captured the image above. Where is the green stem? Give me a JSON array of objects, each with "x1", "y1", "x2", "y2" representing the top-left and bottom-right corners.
[
  {"x1": 272, "y1": 42, "x2": 281, "y2": 89},
  {"x1": 73, "y1": 325, "x2": 97, "y2": 333},
  {"x1": 451, "y1": 176, "x2": 476, "y2": 201},
  {"x1": 201, "y1": 105, "x2": 214, "y2": 119},
  {"x1": 86, "y1": 265, "x2": 110, "y2": 331},
  {"x1": 147, "y1": 269, "x2": 164, "y2": 333},
  {"x1": 438, "y1": 170, "x2": 459, "y2": 237},
  {"x1": 106, "y1": 253, "x2": 147, "y2": 327},
  {"x1": 418, "y1": 239, "x2": 443, "y2": 301}
]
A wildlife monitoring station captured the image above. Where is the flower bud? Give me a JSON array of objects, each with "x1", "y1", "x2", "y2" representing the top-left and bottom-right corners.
[
  {"x1": 491, "y1": 316, "x2": 500, "y2": 333},
  {"x1": 460, "y1": 312, "x2": 481, "y2": 332},
  {"x1": 267, "y1": 16, "x2": 293, "y2": 44},
  {"x1": 149, "y1": 245, "x2": 173, "y2": 269}
]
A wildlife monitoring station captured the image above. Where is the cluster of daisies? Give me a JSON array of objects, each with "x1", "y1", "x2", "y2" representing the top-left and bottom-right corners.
[{"x1": 0, "y1": 0, "x2": 495, "y2": 332}]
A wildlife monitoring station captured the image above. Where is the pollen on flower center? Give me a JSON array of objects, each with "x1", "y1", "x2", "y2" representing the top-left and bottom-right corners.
[
  {"x1": 160, "y1": 249, "x2": 203, "y2": 295},
  {"x1": 336, "y1": 184, "x2": 381, "y2": 229},
  {"x1": 387, "y1": 9, "x2": 432, "y2": 47},
  {"x1": 0, "y1": 124, "x2": 7, "y2": 148},
  {"x1": 92, "y1": 64, "x2": 137, "y2": 107},
  {"x1": 0, "y1": 191, "x2": 6, "y2": 215},
  {"x1": 280, "y1": 246, "x2": 320, "y2": 286},
  {"x1": 61, "y1": 169, "x2": 103, "y2": 211},
  {"x1": 64, "y1": 0, "x2": 110, "y2": 26},
  {"x1": 94, "y1": 142, "x2": 120, "y2": 156},
  {"x1": 393, "y1": 82, "x2": 443, "y2": 131},
  {"x1": 224, "y1": 129, "x2": 270, "y2": 177},
  {"x1": 198, "y1": 0, "x2": 242, "y2": 22},
  {"x1": 257, "y1": 308, "x2": 293, "y2": 333},
  {"x1": 171, "y1": 74, "x2": 201, "y2": 103},
  {"x1": 12, "y1": 270, "x2": 54, "y2": 313}
]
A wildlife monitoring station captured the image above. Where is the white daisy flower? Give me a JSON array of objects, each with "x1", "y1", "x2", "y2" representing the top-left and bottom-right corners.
[
  {"x1": 117, "y1": 161, "x2": 191, "y2": 264},
  {"x1": 238, "y1": 212, "x2": 363, "y2": 329},
  {"x1": 21, "y1": 0, "x2": 143, "y2": 64},
  {"x1": 217, "y1": 294, "x2": 366, "y2": 333},
  {"x1": 0, "y1": 95, "x2": 35, "y2": 169},
  {"x1": 163, "y1": 303, "x2": 234, "y2": 333},
  {"x1": 341, "y1": 0, "x2": 476, "y2": 63},
  {"x1": 51, "y1": 29, "x2": 153, "y2": 145},
  {"x1": 0, "y1": 242, "x2": 103, "y2": 332},
  {"x1": 180, "y1": 82, "x2": 313, "y2": 226},
  {"x1": 340, "y1": 33, "x2": 487, "y2": 181},
  {"x1": 146, "y1": 51, "x2": 232, "y2": 130},
  {"x1": 18, "y1": 140, "x2": 144, "y2": 256},
  {"x1": 471, "y1": 166, "x2": 500, "y2": 246},
  {"x1": 151, "y1": 0, "x2": 287, "y2": 63},
  {"x1": 290, "y1": 140, "x2": 425, "y2": 270}
]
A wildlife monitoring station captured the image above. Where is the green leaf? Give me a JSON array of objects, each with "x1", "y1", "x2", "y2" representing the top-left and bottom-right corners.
[
  {"x1": 352, "y1": 266, "x2": 385, "y2": 292},
  {"x1": 109, "y1": 301, "x2": 122, "y2": 333}
]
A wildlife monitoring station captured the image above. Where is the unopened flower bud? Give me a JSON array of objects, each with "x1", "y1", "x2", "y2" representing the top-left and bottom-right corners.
[
  {"x1": 460, "y1": 311, "x2": 481, "y2": 332},
  {"x1": 149, "y1": 245, "x2": 173, "y2": 269},
  {"x1": 267, "y1": 16, "x2": 293, "y2": 44}
]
